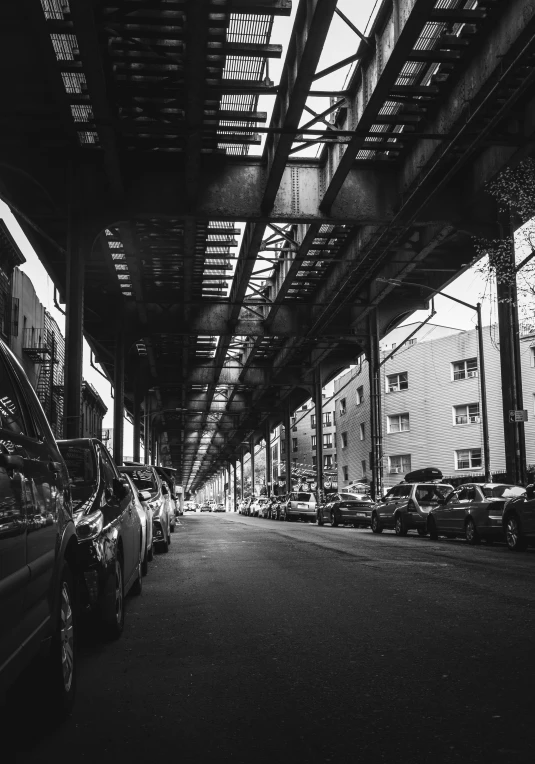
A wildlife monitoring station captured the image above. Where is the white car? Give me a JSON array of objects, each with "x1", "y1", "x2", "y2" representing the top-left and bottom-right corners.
[{"x1": 121, "y1": 472, "x2": 153, "y2": 575}]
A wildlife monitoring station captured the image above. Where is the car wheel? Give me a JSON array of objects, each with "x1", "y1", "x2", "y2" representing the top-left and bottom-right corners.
[
  {"x1": 147, "y1": 543, "x2": 154, "y2": 562},
  {"x1": 131, "y1": 553, "x2": 143, "y2": 596},
  {"x1": 394, "y1": 514, "x2": 407, "y2": 536},
  {"x1": 47, "y1": 565, "x2": 77, "y2": 716},
  {"x1": 504, "y1": 514, "x2": 528, "y2": 551},
  {"x1": 331, "y1": 510, "x2": 339, "y2": 527},
  {"x1": 285, "y1": 511, "x2": 291, "y2": 522},
  {"x1": 317, "y1": 512, "x2": 324, "y2": 526},
  {"x1": 417, "y1": 527, "x2": 427, "y2": 537},
  {"x1": 371, "y1": 513, "x2": 383, "y2": 534},
  {"x1": 102, "y1": 555, "x2": 125, "y2": 640},
  {"x1": 159, "y1": 532, "x2": 169, "y2": 553},
  {"x1": 427, "y1": 517, "x2": 438, "y2": 541},
  {"x1": 465, "y1": 517, "x2": 480, "y2": 546}
]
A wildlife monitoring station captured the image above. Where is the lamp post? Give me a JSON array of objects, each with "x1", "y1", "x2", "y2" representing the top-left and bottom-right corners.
[{"x1": 377, "y1": 278, "x2": 491, "y2": 483}]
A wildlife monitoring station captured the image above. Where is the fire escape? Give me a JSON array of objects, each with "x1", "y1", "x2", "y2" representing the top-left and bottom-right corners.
[{"x1": 22, "y1": 314, "x2": 65, "y2": 437}]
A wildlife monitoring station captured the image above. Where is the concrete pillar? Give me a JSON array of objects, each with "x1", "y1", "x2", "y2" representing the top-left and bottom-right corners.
[
  {"x1": 64, "y1": 226, "x2": 84, "y2": 438},
  {"x1": 113, "y1": 316, "x2": 125, "y2": 466},
  {"x1": 368, "y1": 311, "x2": 384, "y2": 500},
  {"x1": 285, "y1": 402, "x2": 292, "y2": 495},
  {"x1": 133, "y1": 384, "x2": 141, "y2": 463},
  {"x1": 265, "y1": 422, "x2": 272, "y2": 497},
  {"x1": 496, "y1": 215, "x2": 527, "y2": 485},
  {"x1": 314, "y1": 367, "x2": 324, "y2": 502},
  {"x1": 240, "y1": 448, "x2": 245, "y2": 501},
  {"x1": 233, "y1": 460, "x2": 238, "y2": 511}
]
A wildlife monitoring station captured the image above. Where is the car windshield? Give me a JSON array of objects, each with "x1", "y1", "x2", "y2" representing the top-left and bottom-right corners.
[
  {"x1": 297, "y1": 493, "x2": 312, "y2": 502},
  {"x1": 483, "y1": 485, "x2": 526, "y2": 499},
  {"x1": 416, "y1": 484, "x2": 452, "y2": 503},
  {"x1": 58, "y1": 443, "x2": 97, "y2": 509},
  {"x1": 121, "y1": 467, "x2": 157, "y2": 493}
]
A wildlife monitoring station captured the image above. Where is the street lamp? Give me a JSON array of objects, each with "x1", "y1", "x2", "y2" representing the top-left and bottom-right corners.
[{"x1": 377, "y1": 278, "x2": 491, "y2": 483}]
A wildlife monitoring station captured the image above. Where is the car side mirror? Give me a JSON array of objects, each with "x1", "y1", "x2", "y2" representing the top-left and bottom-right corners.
[
  {"x1": 162, "y1": 484, "x2": 169, "y2": 495},
  {"x1": 139, "y1": 490, "x2": 152, "y2": 501},
  {"x1": 113, "y1": 477, "x2": 128, "y2": 500},
  {"x1": 526, "y1": 484, "x2": 535, "y2": 499}
]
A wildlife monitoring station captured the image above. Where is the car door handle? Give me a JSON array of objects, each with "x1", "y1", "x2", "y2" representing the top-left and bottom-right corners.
[{"x1": 0, "y1": 453, "x2": 24, "y2": 471}]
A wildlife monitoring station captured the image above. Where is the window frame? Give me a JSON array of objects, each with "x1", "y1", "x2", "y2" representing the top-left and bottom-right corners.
[
  {"x1": 453, "y1": 402, "x2": 480, "y2": 426},
  {"x1": 340, "y1": 431, "x2": 348, "y2": 449},
  {"x1": 452, "y1": 357, "x2": 478, "y2": 381},
  {"x1": 386, "y1": 372, "x2": 408, "y2": 393},
  {"x1": 455, "y1": 448, "x2": 482, "y2": 470},
  {"x1": 356, "y1": 386, "x2": 364, "y2": 405},
  {"x1": 387, "y1": 412, "x2": 410, "y2": 434},
  {"x1": 388, "y1": 454, "x2": 411, "y2": 474}
]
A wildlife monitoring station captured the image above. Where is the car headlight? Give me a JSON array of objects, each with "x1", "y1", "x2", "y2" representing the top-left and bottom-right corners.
[{"x1": 75, "y1": 510, "x2": 104, "y2": 540}]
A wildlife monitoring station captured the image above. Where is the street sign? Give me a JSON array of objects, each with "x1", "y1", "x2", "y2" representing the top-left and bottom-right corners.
[{"x1": 509, "y1": 410, "x2": 528, "y2": 422}]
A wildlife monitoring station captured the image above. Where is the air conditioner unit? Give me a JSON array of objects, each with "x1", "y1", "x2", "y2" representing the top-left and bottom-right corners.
[
  {"x1": 467, "y1": 371, "x2": 478, "y2": 378},
  {"x1": 390, "y1": 467, "x2": 400, "y2": 474},
  {"x1": 469, "y1": 416, "x2": 481, "y2": 423}
]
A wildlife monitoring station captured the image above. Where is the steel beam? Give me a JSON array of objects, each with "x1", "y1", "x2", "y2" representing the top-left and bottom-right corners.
[
  {"x1": 64, "y1": 224, "x2": 85, "y2": 439},
  {"x1": 113, "y1": 317, "x2": 125, "y2": 466}
]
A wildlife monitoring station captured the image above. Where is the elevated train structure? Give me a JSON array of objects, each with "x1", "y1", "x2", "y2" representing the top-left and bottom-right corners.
[{"x1": 0, "y1": 0, "x2": 533, "y2": 495}]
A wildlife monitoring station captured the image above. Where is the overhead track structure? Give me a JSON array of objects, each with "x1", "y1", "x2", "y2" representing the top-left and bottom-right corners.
[{"x1": 1, "y1": 0, "x2": 535, "y2": 492}]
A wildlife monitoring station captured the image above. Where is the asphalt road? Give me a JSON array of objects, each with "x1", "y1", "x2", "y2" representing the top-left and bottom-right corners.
[{"x1": 9, "y1": 513, "x2": 535, "y2": 764}]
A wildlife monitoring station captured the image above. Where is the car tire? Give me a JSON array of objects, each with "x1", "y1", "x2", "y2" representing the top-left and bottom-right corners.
[
  {"x1": 417, "y1": 527, "x2": 427, "y2": 537},
  {"x1": 394, "y1": 514, "x2": 407, "y2": 536},
  {"x1": 159, "y1": 532, "x2": 169, "y2": 553},
  {"x1": 131, "y1": 553, "x2": 143, "y2": 596},
  {"x1": 331, "y1": 510, "x2": 339, "y2": 527},
  {"x1": 427, "y1": 517, "x2": 439, "y2": 541},
  {"x1": 465, "y1": 517, "x2": 480, "y2": 546},
  {"x1": 102, "y1": 555, "x2": 125, "y2": 640},
  {"x1": 317, "y1": 512, "x2": 324, "y2": 526},
  {"x1": 47, "y1": 564, "x2": 77, "y2": 717},
  {"x1": 285, "y1": 511, "x2": 292, "y2": 522},
  {"x1": 504, "y1": 513, "x2": 528, "y2": 551},
  {"x1": 371, "y1": 513, "x2": 383, "y2": 534},
  {"x1": 147, "y1": 544, "x2": 154, "y2": 562}
]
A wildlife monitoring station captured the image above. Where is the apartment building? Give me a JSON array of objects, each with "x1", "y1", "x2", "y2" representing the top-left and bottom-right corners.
[
  {"x1": 288, "y1": 382, "x2": 338, "y2": 481},
  {"x1": 334, "y1": 322, "x2": 535, "y2": 490}
]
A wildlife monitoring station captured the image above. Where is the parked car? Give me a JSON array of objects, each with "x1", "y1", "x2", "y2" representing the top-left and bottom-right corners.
[
  {"x1": 498, "y1": 484, "x2": 535, "y2": 550},
  {"x1": 57, "y1": 438, "x2": 142, "y2": 640},
  {"x1": 269, "y1": 497, "x2": 283, "y2": 520},
  {"x1": 317, "y1": 491, "x2": 375, "y2": 527},
  {"x1": 371, "y1": 479, "x2": 453, "y2": 536},
  {"x1": 184, "y1": 501, "x2": 196, "y2": 512},
  {"x1": 0, "y1": 339, "x2": 78, "y2": 715},
  {"x1": 214, "y1": 503, "x2": 226, "y2": 512},
  {"x1": 257, "y1": 497, "x2": 271, "y2": 518},
  {"x1": 240, "y1": 498, "x2": 253, "y2": 515},
  {"x1": 283, "y1": 491, "x2": 317, "y2": 522},
  {"x1": 427, "y1": 482, "x2": 526, "y2": 545},
  {"x1": 121, "y1": 465, "x2": 171, "y2": 552},
  {"x1": 120, "y1": 471, "x2": 153, "y2": 575},
  {"x1": 200, "y1": 503, "x2": 212, "y2": 512}
]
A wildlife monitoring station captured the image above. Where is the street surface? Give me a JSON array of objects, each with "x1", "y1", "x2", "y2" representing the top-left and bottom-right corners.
[{"x1": 8, "y1": 514, "x2": 535, "y2": 763}]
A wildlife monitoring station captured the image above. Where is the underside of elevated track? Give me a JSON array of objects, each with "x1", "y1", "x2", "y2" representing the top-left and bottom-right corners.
[{"x1": 1, "y1": 0, "x2": 534, "y2": 493}]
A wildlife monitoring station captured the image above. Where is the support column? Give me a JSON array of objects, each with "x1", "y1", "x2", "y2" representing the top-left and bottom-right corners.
[
  {"x1": 285, "y1": 401, "x2": 292, "y2": 495},
  {"x1": 369, "y1": 311, "x2": 384, "y2": 500},
  {"x1": 143, "y1": 396, "x2": 150, "y2": 464},
  {"x1": 250, "y1": 435, "x2": 255, "y2": 498},
  {"x1": 233, "y1": 460, "x2": 238, "y2": 511},
  {"x1": 113, "y1": 316, "x2": 125, "y2": 466},
  {"x1": 496, "y1": 215, "x2": 527, "y2": 485},
  {"x1": 133, "y1": 384, "x2": 141, "y2": 463},
  {"x1": 265, "y1": 422, "x2": 272, "y2": 497},
  {"x1": 240, "y1": 448, "x2": 245, "y2": 502},
  {"x1": 64, "y1": 227, "x2": 84, "y2": 439},
  {"x1": 314, "y1": 367, "x2": 324, "y2": 502}
]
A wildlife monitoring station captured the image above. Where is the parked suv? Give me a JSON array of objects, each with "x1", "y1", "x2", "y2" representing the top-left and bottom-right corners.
[
  {"x1": 371, "y1": 480, "x2": 452, "y2": 536},
  {"x1": 284, "y1": 491, "x2": 317, "y2": 522},
  {"x1": 0, "y1": 339, "x2": 78, "y2": 715}
]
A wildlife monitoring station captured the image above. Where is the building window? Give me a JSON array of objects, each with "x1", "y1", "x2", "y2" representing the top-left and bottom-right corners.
[
  {"x1": 292, "y1": 438, "x2": 298, "y2": 452},
  {"x1": 312, "y1": 455, "x2": 317, "y2": 467},
  {"x1": 339, "y1": 398, "x2": 346, "y2": 416},
  {"x1": 291, "y1": 415, "x2": 297, "y2": 432},
  {"x1": 387, "y1": 372, "x2": 408, "y2": 393},
  {"x1": 281, "y1": 440, "x2": 286, "y2": 454},
  {"x1": 311, "y1": 414, "x2": 316, "y2": 428},
  {"x1": 361, "y1": 460, "x2": 366, "y2": 477},
  {"x1": 341, "y1": 431, "x2": 348, "y2": 449},
  {"x1": 342, "y1": 465, "x2": 349, "y2": 481},
  {"x1": 301, "y1": 404, "x2": 308, "y2": 411},
  {"x1": 531, "y1": 347, "x2": 535, "y2": 367},
  {"x1": 389, "y1": 454, "x2": 411, "y2": 474},
  {"x1": 324, "y1": 454, "x2": 333, "y2": 469},
  {"x1": 323, "y1": 412, "x2": 331, "y2": 427},
  {"x1": 452, "y1": 358, "x2": 478, "y2": 381},
  {"x1": 359, "y1": 423, "x2": 365, "y2": 441},
  {"x1": 387, "y1": 413, "x2": 410, "y2": 433},
  {"x1": 323, "y1": 433, "x2": 332, "y2": 449},
  {"x1": 455, "y1": 449, "x2": 482, "y2": 470},
  {"x1": 311, "y1": 435, "x2": 317, "y2": 450},
  {"x1": 454, "y1": 403, "x2": 480, "y2": 425},
  {"x1": 407, "y1": 338, "x2": 416, "y2": 346},
  {"x1": 356, "y1": 386, "x2": 364, "y2": 405}
]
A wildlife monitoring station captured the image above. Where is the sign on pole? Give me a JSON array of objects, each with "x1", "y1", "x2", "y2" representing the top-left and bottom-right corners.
[{"x1": 509, "y1": 410, "x2": 528, "y2": 423}]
